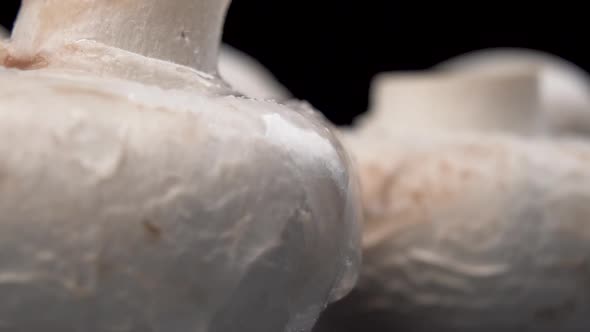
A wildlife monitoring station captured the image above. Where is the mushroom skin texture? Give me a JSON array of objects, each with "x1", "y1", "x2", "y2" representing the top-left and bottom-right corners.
[
  {"x1": 315, "y1": 70, "x2": 590, "y2": 332},
  {"x1": 0, "y1": 1, "x2": 361, "y2": 332}
]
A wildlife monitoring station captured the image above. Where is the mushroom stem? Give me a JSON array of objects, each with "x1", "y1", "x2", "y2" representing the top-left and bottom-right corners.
[
  {"x1": 11, "y1": 0, "x2": 231, "y2": 74},
  {"x1": 357, "y1": 68, "x2": 542, "y2": 136}
]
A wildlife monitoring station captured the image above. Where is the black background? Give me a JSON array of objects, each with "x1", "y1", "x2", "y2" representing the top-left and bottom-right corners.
[{"x1": 2, "y1": 1, "x2": 588, "y2": 125}]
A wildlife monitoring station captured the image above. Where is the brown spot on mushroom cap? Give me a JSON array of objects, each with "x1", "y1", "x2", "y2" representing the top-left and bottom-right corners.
[
  {"x1": 51, "y1": 84, "x2": 121, "y2": 101},
  {"x1": 410, "y1": 190, "x2": 426, "y2": 205},
  {"x1": 3, "y1": 54, "x2": 49, "y2": 70},
  {"x1": 142, "y1": 219, "x2": 162, "y2": 242},
  {"x1": 459, "y1": 169, "x2": 475, "y2": 181}
]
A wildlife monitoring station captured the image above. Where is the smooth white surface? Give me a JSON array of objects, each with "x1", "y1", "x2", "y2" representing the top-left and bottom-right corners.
[
  {"x1": 439, "y1": 48, "x2": 590, "y2": 136},
  {"x1": 356, "y1": 69, "x2": 541, "y2": 136},
  {"x1": 356, "y1": 49, "x2": 590, "y2": 140}
]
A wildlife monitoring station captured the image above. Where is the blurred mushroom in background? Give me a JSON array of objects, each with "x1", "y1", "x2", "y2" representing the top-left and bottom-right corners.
[
  {"x1": 349, "y1": 67, "x2": 541, "y2": 138},
  {"x1": 314, "y1": 51, "x2": 590, "y2": 332},
  {"x1": 0, "y1": 25, "x2": 8, "y2": 39},
  {"x1": 218, "y1": 44, "x2": 292, "y2": 101},
  {"x1": 438, "y1": 48, "x2": 590, "y2": 137}
]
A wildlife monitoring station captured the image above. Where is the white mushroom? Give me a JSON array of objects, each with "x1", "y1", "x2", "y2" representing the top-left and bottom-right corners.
[
  {"x1": 438, "y1": 48, "x2": 590, "y2": 137},
  {"x1": 0, "y1": 1, "x2": 361, "y2": 331},
  {"x1": 351, "y1": 68, "x2": 541, "y2": 137},
  {"x1": 316, "y1": 68, "x2": 590, "y2": 332}
]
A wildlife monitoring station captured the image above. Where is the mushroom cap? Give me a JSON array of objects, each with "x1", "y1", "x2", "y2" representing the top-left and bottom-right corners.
[
  {"x1": 319, "y1": 131, "x2": 590, "y2": 332},
  {"x1": 0, "y1": 67, "x2": 361, "y2": 332},
  {"x1": 317, "y1": 49, "x2": 590, "y2": 331}
]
